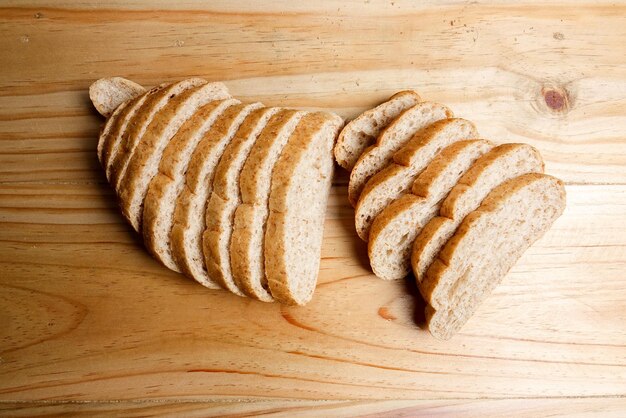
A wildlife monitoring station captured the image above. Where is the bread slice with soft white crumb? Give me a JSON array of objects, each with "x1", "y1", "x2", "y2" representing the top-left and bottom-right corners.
[
  {"x1": 355, "y1": 118, "x2": 478, "y2": 241},
  {"x1": 118, "y1": 81, "x2": 231, "y2": 231},
  {"x1": 108, "y1": 78, "x2": 208, "y2": 191},
  {"x1": 203, "y1": 106, "x2": 282, "y2": 295},
  {"x1": 98, "y1": 84, "x2": 167, "y2": 176},
  {"x1": 89, "y1": 77, "x2": 146, "y2": 118},
  {"x1": 265, "y1": 112, "x2": 344, "y2": 305},
  {"x1": 170, "y1": 103, "x2": 263, "y2": 289},
  {"x1": 411, "y1": 143, "x2": 545, "y2": 283},
  {"x1": 421, "y1": 173, "x2": 566, "y2": 340},
  {"x1": 230, "y1": 109, "x2": 306, "y2": 301},
  {"x1": 334, "y1": 91, "x2": 420, "y2": 171},
  {"x1": 348, "y1": 102, "x2": 452, "y2": 206},
  {"x1": 368, "y1": 139, "x2": 493, "y2": 280},
  {"x1": 142, "y1": 99, "x2": 240, "y2": 271}
]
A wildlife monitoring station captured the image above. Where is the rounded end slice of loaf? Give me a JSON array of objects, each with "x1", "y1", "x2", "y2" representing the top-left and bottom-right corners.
[{"x1": 90, "y1": 77, "x2": 146, "y2": 117}]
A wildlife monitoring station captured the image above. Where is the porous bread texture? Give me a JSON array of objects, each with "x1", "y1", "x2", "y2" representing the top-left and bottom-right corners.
[
  {"x1": 170, "y1": 103, "x2": 263, "y2": 289},
  {"x1": 98, "y1": 98, "x2": 130, "y2": 164},
  {"x1": 203, "y1": 106, "x2": 282, "y2": 295},
  {"x1": 99, "y1": 84, "x2": 166, "y2": 177},
  {"x1": 334, "y1": 91, "x2": 420, "y2": 171},
  {"x1": 266, "y1": 112, "x2": 344, "y2": 305},
  {"x1": 108, "y1": 78, "x2": 207, "y2": 191},
  {"x1": 89, "y1": 77, "x2": 146, "y2": 118},
  {"x1": 348, "y1": 102, "x2": 453, "y2": 206},
  {"x1": 118, "y1": 82, "x2": 231, "y2": 231},
  {"x1": 411, "y1": 143, "x2": 545, "y2": 283},
  {"x1": 368, "y1": 140, "x2": 492, "y2": 280},
  {"x1": 354, "y1": 118, "x2": 478, "y2": 241},
  {"x1": 421, "y1": 173, "x2": 566, "y2": 340},
  {"x1": 142, "y1": 99, "x2": 240, "y2": 271},
  {"x1": 230, "y1": 109, "x2": 306, "y2": 301}
]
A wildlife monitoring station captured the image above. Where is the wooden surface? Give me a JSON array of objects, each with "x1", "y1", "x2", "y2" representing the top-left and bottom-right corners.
[{"x1": 1, "y1": 1, "x2": 625, "y2": 416}]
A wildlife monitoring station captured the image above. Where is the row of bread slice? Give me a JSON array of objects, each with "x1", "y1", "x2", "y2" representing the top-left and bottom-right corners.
[
  {"x1": 91, "y1": 77, "x2": 343, "y2": 305},
  {"x1": 333, "y1": 91, "x2": 566, "y2": 339}
]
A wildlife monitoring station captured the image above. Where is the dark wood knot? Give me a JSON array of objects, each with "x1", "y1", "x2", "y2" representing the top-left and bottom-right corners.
[{"x1": 541, "y1": 85, "x2": 570, "y2": 113}]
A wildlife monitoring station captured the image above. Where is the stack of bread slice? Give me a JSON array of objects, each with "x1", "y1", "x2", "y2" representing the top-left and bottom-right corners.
[
  {"x1": 335, "y1": 91, "x2": 566, "y2": 339},
  {"x1": 90, "y1": 77, "x2": 343, "y2": 306}
]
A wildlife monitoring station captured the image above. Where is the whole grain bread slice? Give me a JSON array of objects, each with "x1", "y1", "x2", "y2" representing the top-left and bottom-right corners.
[
  {"x1": 108, "y1": 78, "x2": 208, "y2": 191},
  {"x1": 118, "y1": 82, "x2": 231, "y2": 231},
  {"x1": 89, "y1": 77, "x2": 146, "y2": 118},
  {"x1": 170, "y1": 103, "x2": 263, "y2": 289},
  {"x1": 421, "y1": 173, "x2": 566, "y2": 339},
  {"x1": 368, "y1": 139, "x2": 493, "y2": 280},
  {"x1": 411, "y1": 143, "x2": 545, "y2": 283},
  {"x1": 354, "y1": 118, "x2": 478, "y2": 241},
  {"x1": 230, "y1": 109, "x2": 307, "y2": 301},
  {"x1": 266, "y1": 112, "x2": 344, "y2": 305},
  {"x1": 99, "y1": 84, "x2": 167, "y2": 175},
  {"x1": 348, "y1": 102, "x2": 452, "y2": 206},
  {"x1": 142, "y1": 99, "x2": 240, "y2": 271},
  {"x1": 202, "y1": 106, "x2": 282, "y2": 294},
  {"x1": 334, "y1": 91, "x2": 420, "y2": 171}
]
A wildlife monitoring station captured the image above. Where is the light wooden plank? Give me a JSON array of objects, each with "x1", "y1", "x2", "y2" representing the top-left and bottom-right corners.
[
  {"x1": 0, "y1": 2, "x2": 625, "y2": 183},
  {"x1": 1, "y1": 182, "x2": 624, "y2": 401},
  {"x1": 1, "y1": 398, "x2": 626, "y2": 417}
]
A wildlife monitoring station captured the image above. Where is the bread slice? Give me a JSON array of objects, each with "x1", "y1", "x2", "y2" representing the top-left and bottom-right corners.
[
  {"x1": 368, "y1": 140, "x2": 493, "y2": 280},
  {"x1": 142, "y1": 99, "x2": 240, "y2": 271},
  {"x1": 265, "y1": 112, "x2": 344, "y2": 305},
  {"x1": 411, "y1": 143, "x2": 545, "y2": 283},
  {"x1": 230, "y1": 109, "x2": 307, "y2": 301},
  {"x1": 108, "y1": 78, "x2": 207, "y2": 191},
  {"x1": 202, "y1": 106, "x2": 282, "y2": 294},
  {"x1": 118, "y1": 82, "x2": 231, "y2": 231},
  {"x1": 170, "y1": 103, "x2": 263, "y2": 289},
  {"x1": 334, "y1": 91, "x2": 420, "y2": 171},
  {"x1": 354, "y1": 118, "x2": 478, "y2": 241},
  {"x1": 264, "y1": 112, "x2": 343, "y2": 305},
  {"x1": 89, "y1": 77, "x2": 146, "y2": 118},
  {"x1": 421, "y1": 173, "x2": 566, "y2": 339},
  {"x1": 98, "y1": 84, "x2": 167, "y2": 175},
  {"x1": 348, "y1": 102, "x2": 452, "y2": 206}
]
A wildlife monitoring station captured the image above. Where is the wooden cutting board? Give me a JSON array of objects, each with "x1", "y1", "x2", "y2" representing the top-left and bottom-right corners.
[{"x1": 1, "y1": 1, "x2": 625, "y2": 416}]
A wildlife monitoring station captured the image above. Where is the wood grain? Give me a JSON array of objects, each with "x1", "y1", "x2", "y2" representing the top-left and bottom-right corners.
[{"x1": 1, "y1": 0, "x2": 625, "y2": 415}]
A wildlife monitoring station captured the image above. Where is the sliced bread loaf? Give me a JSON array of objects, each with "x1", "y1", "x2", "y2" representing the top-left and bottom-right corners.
[
  {"x1": 89, "y1": 77, "x2": 146, "y2": 118},
  {"x1": 142, "y1": 99, "x2": 240, "y2": 271},
  {"x1": 170, "y1": 103, "x2": 263, "y2": 289},
  {"x1": 203, "y1": 106, "x2": 282, "y2": 294},
  {"x1": 266, "y1": 112, "x2": 344, "y2": 305},
  {"x1": 421, "y1": 173, "x2": 566, "y2": 339},
  {"x1": 118, "y1": 82, "x2": 231, "y2": 231},
  {"x1": 108, "y1": 78, "x2": 207, "y2": 191},
  {"x1": 334, "y1": 91, "x2": 420, "y2": 171},
  {"x1": 348, "y1": 102, "x2": 452, "y2": 206},
  {"x1": 99, "y1": 84, "x2": 166, "y2": 176},
  {"x1": 411, "y1": 143, "x2": 545, "y2": 283},
  {"x1": 354, "y1": 118, "x2": 478, "y2": 241},
  {"x1": 368, "y1": 140, "x2": 493, "y2": 280},
  {"x1": 230, "y1": 109, "x2": 306, "y2": 301}
]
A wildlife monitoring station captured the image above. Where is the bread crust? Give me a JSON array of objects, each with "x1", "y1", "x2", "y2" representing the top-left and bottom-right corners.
[
  {"x1": 354, "y1": 118, "x2": 478, "y2": 241},
  {"x1": 266, "y1": 112, "x2": 344, "y2": 305},
  {"x1": 421, "y1": 174, "x2": 566, "y2": 339},
  {"x1": 334, "y1": 90, "x2": 420, "y2": 171},
  {"x1": 348, "y1": 102, "x2": 453, "y2": 206}
]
